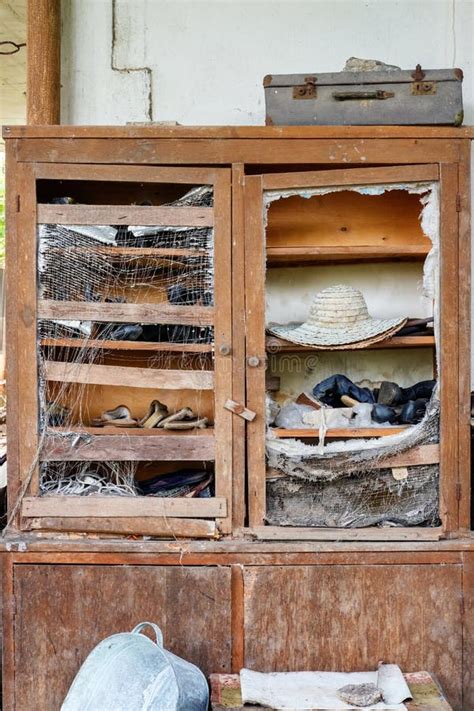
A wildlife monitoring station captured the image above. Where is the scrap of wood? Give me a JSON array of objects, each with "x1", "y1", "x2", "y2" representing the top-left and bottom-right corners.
[
  {"x1": 224, "y1": 399, "x2": 256, "y2": 421},
  {"x1": 43, "y1": 360, "x2": 214, "y2": 389}
]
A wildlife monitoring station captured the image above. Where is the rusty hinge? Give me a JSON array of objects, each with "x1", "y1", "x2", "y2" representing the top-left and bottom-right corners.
[
  {"x1": 456, "y1": 482, "x2": 462, "y2": 501},
  {"x1": 16, "y1": 194, "x2": 20, "y2": 212},
  {"x1": 224, "y1": 399, "x2": 256, "y2": 421},
  {"x1": 456, "y1": 193, "x2": 461, "y2": 212},
  {"x1": 293, "y1": 76, "x2": 317, "y2": 100}
]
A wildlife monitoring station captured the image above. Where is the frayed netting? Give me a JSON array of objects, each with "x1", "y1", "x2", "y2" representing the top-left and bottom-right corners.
[{"x1": 36, "y1": 186, "x2": 215, "y2": 499}]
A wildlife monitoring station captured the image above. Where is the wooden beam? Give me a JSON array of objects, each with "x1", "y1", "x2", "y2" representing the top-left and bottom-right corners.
[
  {"x1": 248, "y1": 526, "x2": 444, "y2": 542},
  {"x1": 27, "y1": 0, "x2": 61, "y2": 125},
  {"x1": 261, "y1": 163, "x2": 439, "y2": 190},
  {"x1": 266, "y1": 444, "x2": 440, "y2": 478},
  {"x1": 24, "y1": 516, "x2": 219, "y2": 538},
  {"x1": 22, "y1": 496, "x2": 226, "y2": 518},
  {"x1": 43, "y1": 360, "x2": 214, "y2": 389},
  {"x1": 271, "y1": 426, "x2": 408, "y2": 439},
  {"x1": 41, "y1": 431, "x2": 215, "y2": 461},
  {"x1": 41, "y1": 338, "x2": 213, "y2": 353},
  {"x1": 38, "y1": 300, "x2": 214, "y2": 325},
  {"x1": 37, "y1": 205, "x2": 214, "y2": 227},
  {"x1": 266, "y1": 335, "x2": 435, "y2": 351}
]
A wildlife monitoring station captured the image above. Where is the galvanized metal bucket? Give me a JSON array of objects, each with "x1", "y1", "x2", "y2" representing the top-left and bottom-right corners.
[{"x1": 61, "y1": 621, "x2": 209, "y2": 711}]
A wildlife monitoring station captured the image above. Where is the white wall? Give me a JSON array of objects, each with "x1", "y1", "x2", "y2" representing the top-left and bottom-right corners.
[{"x1": 61, "y1": 0, "x2": 474, "y2": 378}]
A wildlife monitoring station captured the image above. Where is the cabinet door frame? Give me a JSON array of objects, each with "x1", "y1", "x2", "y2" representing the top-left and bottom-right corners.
[
  {"x1": 244, "y1": 162, "x2": 464, "y2": 539},
  {"x1": 6, "y1": 159, "x2": 235, "y2": 535}
]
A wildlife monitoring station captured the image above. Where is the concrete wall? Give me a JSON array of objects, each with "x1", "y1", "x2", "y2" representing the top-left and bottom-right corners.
[{"x1": 60, "y1": 0, "x2": 474, "y2": 381}]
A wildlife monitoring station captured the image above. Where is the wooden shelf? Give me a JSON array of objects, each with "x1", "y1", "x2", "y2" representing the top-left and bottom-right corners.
[
  {"x1": 41, "y1": 337, "x2": 214, "y2": 353},
  {"x1": 266, "y1": 245, "x2": 430, "y2": 265},
  {"x1": 271, "y1": 426, "x2": 409, "y2": 439},
  {"x1": 265, "y1": 335, "x2": 435, "y2": 352},
  {"x1": 41, "y1": 428, "x2": 215, "y2": 461}
]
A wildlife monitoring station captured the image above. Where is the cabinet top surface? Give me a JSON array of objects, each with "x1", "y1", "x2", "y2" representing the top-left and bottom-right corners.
[{"x1": 3, "y1": 124, "x2": 474, "y2": 140}]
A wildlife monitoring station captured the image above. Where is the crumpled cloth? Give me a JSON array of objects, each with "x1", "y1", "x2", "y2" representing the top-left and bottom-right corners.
[{"x1": 240, "y1": 664, "x2": 412, "y2": 710}]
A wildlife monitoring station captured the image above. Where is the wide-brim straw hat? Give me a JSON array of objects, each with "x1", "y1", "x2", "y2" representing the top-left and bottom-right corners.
[{"x1": 267, "y1": 284, "x2": 407, "y2": 349}]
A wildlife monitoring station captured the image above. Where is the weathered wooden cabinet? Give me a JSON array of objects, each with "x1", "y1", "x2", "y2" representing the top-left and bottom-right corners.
[{"x1": 2, "y1": 125, "x2": 474, "y2": 710}]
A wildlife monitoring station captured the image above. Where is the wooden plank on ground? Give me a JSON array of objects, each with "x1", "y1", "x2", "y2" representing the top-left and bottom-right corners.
[
  {"x1": 38, "y1": 300, "x2": 214, "y2": 325},
  {"x1": 43, "y1": 360, "x2": 214, "y2": 389},
  {"x1": 24, "y1": 516, "x2": 218, "y2": 538},
  {"x1": 22, "y1": 495, "x2": 226, "y2": 518},
  {"x1": 40, "y1": 431, "x2": 215, "y2": 461},
  {"x1": 37, "y1": 204, "x2": 214, "y2": 226}
]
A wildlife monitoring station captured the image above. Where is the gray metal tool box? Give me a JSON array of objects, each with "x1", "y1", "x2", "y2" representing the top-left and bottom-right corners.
[{"x1": 264, "y1": 65, "x2": 463, "y2": 126}]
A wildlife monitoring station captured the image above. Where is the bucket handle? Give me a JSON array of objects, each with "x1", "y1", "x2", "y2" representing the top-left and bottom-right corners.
[{"x1": 131, "y1": 621, "x2": 164, "y2": 647}]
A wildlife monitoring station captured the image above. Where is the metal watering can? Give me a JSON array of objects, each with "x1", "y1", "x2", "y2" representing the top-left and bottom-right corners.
[{"x1": 61, "y1": 621, "x2": 209, "y2": 711}]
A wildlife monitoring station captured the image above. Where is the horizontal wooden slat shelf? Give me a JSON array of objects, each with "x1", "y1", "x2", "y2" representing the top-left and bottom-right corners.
[
  {"x1": 266, "y1": 444, "x2": 440, "y2": 478},
  {"x1": 271, "y1": 426, "x2": 409, "y2": 439},
  {"x1": 248, "y1": 526, "x2": 443, "y2": 542},
  {"x1": 24, "y1": 516, "x2": 219, "y2": 538},
  {"x1": 45, "y1": 246, "x2": 210, "y2": 258},
  {"x1": 41, "y1": 429, "x2": 215, "y2": 461},
  {"x1": 22, "y1": 495, "x2": 226, "y2": 519},
  {"x1": 43, "y1": 360, "x2": 214, "y2": 389},
  {"x1": 37, "y1": 204, "x2": 214, "y2": 227},
  {"x1": 266, "y1": 245, "x2": 430, "y2": 264},
  {"x1": 38, "y1": 300, "x2": 214, "y2": 325},
  {"x1": 41, "y1": 337, "x2": 214, "y2": 353},
  {"x1": 265, "y1": 335, "x2": 435, "y2": 351}
]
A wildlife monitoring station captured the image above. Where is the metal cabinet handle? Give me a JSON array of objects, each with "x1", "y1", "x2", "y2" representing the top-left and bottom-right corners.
[{"x1": 332, "y1": 90, "x2": 394, "y2": 101}]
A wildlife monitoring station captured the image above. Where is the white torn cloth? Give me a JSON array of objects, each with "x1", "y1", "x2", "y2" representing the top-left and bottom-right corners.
[{"x1": 240, "y1": 664, "x2": 412, "y2": 710}]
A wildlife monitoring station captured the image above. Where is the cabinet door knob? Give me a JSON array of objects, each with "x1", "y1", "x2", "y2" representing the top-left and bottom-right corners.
[
  {"x1": 248, "y1": 356, "x2": 260, "y2": 367},
  {"x1": 219, "y1": 344, "x2": 231, "y2": 356}
]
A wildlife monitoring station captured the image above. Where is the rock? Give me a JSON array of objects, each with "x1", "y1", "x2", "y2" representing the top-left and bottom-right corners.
[
  {"x1": 344, "y1": 57, "x2": 401, "y2": 72},
  {"x1": 338, "y1": 683, "x2": 383, "y2": 707}
]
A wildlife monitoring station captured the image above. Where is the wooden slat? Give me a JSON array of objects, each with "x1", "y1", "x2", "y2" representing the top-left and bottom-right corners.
[
  {"x1": 266, "y1": 244, "x2": 430, "y2": 264},
  {"x1": 212, "y1": 170, "x2": 234, "y2": 534},
  {"x1": 41, "y1": 337, "x2": 213, "y2": 353},
  {"x1": 5, "y1": 125, "x2": 474, "y2": 138},
  {"x1": 271, "y1": 426, "x2": 409, "y2": 439},
  {"x1": 24, "y1": 516, "x2": 218, "y2": 538},
  {"x1": 41, "y1": 430, "x2": 215, "y2": 461},
  {"x1": 262, "y1": 164, "x2": 439, "y2": 190},
  {"x1": 248, "y1": 526, "x2": 443, "y2": 541},
  {"x1": 439, "y1": 164, "x2": 460, "y2": 535},
  {"x1": 14, "y1": 137, "x2": 462, "y2": 167},
  {"x1": 22, "y1": 495, "x2": 226, "y2": 519},
  {"x1": 43, "y1": 360, "x2": 214, "y2": 389},
  {"x1": 265, "y1": 335, "x2": 435, "y2": 351},
  {"x1": 30, "y1": 162, "x2": 219, "y2": 184},
  {"x1": 37, "y1": 204, "x2": 214, "y2": 226},
  {"x1": 45, "y1": 247, "x2": 209, "y2": 257},
  {"x1": 266, "y1": 444, "x2": 440, "y2": 478},
  {"x1": 244, "y1": 175, "x2": 267, "y2": 527},
  {"x1": 38, "y1": 299, "x2": 214, "y2": 325}
]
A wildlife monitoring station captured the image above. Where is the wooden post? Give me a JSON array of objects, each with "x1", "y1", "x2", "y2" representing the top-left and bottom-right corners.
[{"x1": 27, "y1": 0, "x2": 61, "y2": 125}]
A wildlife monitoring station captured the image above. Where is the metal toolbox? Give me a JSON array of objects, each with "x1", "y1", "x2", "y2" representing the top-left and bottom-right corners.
[{"x1": 264, "y1": 65, "x2": 464, "y2": 126}]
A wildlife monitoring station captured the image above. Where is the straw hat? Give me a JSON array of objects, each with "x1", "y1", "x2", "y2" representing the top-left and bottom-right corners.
[{"x1": 267, "y1": 284, "x2": 407, "y2": 349}]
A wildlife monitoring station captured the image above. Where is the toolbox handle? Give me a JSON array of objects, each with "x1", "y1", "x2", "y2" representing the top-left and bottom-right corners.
[{"x1": 332, "y1": 90, "x2": 394, "y2": 101}]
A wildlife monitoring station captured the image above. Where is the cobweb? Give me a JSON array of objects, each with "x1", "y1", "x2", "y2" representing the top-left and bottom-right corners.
[{"x1": 37, "y1": 186, "x2": 215, "y2": 499}]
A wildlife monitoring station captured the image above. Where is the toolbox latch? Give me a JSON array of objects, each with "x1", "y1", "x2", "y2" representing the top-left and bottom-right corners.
[
  {"x1": 293, "y1": 76, "x2": 317, "y2": 100},
  {"x1": 411, "y1": 81, "x2": 437, "y2": 95}
]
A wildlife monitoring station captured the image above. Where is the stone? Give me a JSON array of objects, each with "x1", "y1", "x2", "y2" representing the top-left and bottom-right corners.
[
  {"x1": 344, "y1": 57, "x2": 401, "y2": 72},
  {"x1": 337, "y1": 682, "x2": 383, "y2": 707}
]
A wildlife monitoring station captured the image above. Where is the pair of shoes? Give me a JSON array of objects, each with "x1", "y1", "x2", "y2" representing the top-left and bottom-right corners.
[
  {"x1": 372, "y1": 398, "x2": 429, "y2": 425},
  {"x1": 92, "y1": 405, "x2": 138, "y2": 428},
  {"x1": 376, "y1": 379, "x2": 435, "y2": 406},
  {"x1": 167, "y1": 284, "x2": 213, "y2": 306},
  {"x1": 137, "y1": 468, "x2": 213, "y2": 497},
  {"x1": 139, "y1": 402, "x2": 208, "y2": 430}
]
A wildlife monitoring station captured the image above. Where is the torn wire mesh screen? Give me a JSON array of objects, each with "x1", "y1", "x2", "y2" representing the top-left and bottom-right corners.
[
  {"x1": 263, "y1": 182, "x2": 440, "y2": 527},
  {"x1": 37, "y1": 186, "x2": 216, "y2": 499}
]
